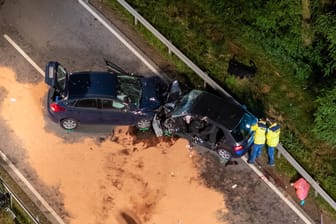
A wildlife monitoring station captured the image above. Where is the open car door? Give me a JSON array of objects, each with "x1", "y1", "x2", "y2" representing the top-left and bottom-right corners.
[
  {"x1": 105, "y1": 59, "x2": 129, "y2": 75},
  {"x1": 166, "y1": 80, "x2": 182, "y2": 104},
  {"x1": 45, "y1": 61, "x2": 68, "y2": 92}
]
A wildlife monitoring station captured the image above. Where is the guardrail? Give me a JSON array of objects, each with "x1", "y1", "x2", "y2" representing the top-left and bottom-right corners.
[
  {"x1": 0, "y1": 178, "x2": 40, "y2": 223},
  {"x1": 114, "y1": 0, "x2": 336, "y2": 211},
  {"x1": 114, "y1": 0, "x2": 240, "y2": 103}
]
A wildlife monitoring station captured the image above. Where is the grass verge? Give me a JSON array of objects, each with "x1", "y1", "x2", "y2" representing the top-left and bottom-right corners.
[{"x1": 94, "y1": 0, "x2": 336, "y2": 220}]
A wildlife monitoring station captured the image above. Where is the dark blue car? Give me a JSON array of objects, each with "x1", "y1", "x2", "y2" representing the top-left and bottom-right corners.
[
  {"x1": 153, "y1": 89, "x2": 257, "y2": 162},
  {"x1": 44, "y1": 61, "x2": 167, "y2": 130}
]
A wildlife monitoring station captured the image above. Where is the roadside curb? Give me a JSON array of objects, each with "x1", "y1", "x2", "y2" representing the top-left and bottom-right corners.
[
  {"x1": 242, "y1": 155, "x2": 315, "y2": 224},
  {"x1": 79, "y1": 0, "x2": 170, "y2": 83},
  {"x1": 81, "y1": 1, "x2": 318, "y2": 223},
  {"x1": 0, "y1": 149, "x2": 65, "y2": 224}
]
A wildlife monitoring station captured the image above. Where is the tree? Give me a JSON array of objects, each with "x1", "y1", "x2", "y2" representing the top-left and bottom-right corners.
[
  {"x1": 313, "y1": 85, "x2": 336, "y2": 146},
  {"x1": 314, "y1": 12, "x2": 336, "y2": 77}
]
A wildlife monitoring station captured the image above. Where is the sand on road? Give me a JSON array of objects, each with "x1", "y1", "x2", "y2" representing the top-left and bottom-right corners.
[{"x1": 0, "y1": 66, "x2": 229, "y2": 224}]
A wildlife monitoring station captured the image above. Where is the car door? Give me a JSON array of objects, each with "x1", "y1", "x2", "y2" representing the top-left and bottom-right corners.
[
  {"x1": 73, "y1": 99, "x2": 100, "y2": 124},
  {"x1": 99, "y1": 98, "x2": 134, "y2": 125},
  {"x1": 45, "y1": 61, "x2": 68, "y2": 92}
]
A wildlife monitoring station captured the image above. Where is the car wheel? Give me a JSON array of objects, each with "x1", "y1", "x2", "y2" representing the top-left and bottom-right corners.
[
  {"x1": 217, "y1": 148, "x2": 232, "y2": 162},
  {"x1": 60, "y1": 118, "x2": 78, "y2": 130},
  {"x1": 136, "y1": 119, "x2": 151, "y2": 130}
]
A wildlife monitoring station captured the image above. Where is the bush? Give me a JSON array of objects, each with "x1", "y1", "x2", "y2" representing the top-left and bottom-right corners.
[{"x1": 313, "y1": 85, "x2": 336, "y2": 146}]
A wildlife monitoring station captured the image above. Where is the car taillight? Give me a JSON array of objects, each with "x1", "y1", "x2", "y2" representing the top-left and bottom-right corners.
[
  {"x1": 50, "y1": 103, "x2": 65, "y2": 112},
  {"x1": 234, "y1": 145, "x2": 243, "y2": 151}
]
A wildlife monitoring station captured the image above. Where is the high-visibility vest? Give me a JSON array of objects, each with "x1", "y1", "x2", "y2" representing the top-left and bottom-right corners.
[
  {"x1": 266, "y1": 123, "x2": 281, "y2": 147},
  {"x1": 251, "y1": 120, "x2": 266, "y2": 144}
]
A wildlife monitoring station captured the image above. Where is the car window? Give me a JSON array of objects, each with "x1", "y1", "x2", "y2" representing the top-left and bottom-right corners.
[
  {"x1": 75, "y1": 99, "x2": 97, "y2": 108},
  {"x1": 231, "y1": 112, "x2": 255, "y2": 142},
  {"x1": 63, "y1": 100, "x2": 76, "y2": 106},
  {"x1": 101, "y1": 99, "x2": 125, "y2": 110},
  {"x1": 117, "y1": 75, "x2": 142, "y2": 107}
]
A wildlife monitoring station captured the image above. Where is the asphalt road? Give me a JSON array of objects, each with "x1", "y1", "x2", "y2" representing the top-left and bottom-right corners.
[{"x1": 0, "y1": 0, "x2": 312, "y2": 223}]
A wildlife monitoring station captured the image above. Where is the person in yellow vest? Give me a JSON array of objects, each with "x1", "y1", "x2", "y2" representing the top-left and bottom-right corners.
[
  {"x1": 248, "y1": 118, "x2": 267, "y2": 164},
  {"x1": 266, "y1": 118, "x2": 281, "y2": 166}
]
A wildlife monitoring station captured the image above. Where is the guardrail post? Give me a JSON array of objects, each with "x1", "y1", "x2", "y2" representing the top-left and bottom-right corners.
[
  {"x1": 315, "y1": 182, "x2": 319, "y2": 197},
  {"x1": 134, "y1": 17, "x2": 138, "y2": 26},
  {"x1": 277, "y1": 148, "x2": 281, "y2": 158},
  {"x1": 9, "y1": 193, "x2": 12, "y2": 208},
  {"x1": 168, "y1": 42, "x2": 172, "y2": 55}
]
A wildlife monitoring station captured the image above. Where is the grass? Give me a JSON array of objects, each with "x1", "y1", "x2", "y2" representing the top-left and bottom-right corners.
[
  {"x1": 102, "y1": 0, "x2": 336, "y2": 218},
  {"x1": 0, "y1": 166, "x2": 50, "y2": 224}
]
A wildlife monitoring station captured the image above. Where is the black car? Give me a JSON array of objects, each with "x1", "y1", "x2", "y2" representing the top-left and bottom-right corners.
[
  {"x1": 44, "y1": 60, "x2": 168, "y2": 130},
  {"x1": 153, "y1": 89, "x2": 257, "y2": 162}
]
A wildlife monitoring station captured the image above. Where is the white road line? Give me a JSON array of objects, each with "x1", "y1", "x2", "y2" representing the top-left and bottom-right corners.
[
  {"x1": 78, "y1": 0, "x2": 160, "y2": 76},
  {"x1": 3, "y1": 34, "x2": 44, "y2": 76},
  {"x1": 2, "y1": 34, "x2": 65, "y2": 224},
  {"x1": 242, "y1": 156, "x2": 313, "y2": 224},
  {"x1": 79, "y1": 1, "x2": 315, "y2": 223}
]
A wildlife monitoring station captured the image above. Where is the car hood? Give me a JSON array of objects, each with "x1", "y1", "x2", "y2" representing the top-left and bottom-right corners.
[{"x1": 140, "y1": 77, "x2": 166, "y2": 110}]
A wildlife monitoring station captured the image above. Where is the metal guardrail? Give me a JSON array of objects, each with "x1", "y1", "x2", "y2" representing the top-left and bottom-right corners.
[
  {"x1": 0, "y1": 178, "x2": 40, "y2": 223},
  {"x1": 115, "y1": 0, "x2": 239, "y2": 103},
  {"x1": 277, "y1": 144, "x2": 336, "y2": 210},
  {"x1": 115, "y1": 0, "x2": 336, "y2": 211}
]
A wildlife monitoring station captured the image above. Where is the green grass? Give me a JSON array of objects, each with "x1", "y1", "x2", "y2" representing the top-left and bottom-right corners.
[
  {"x1": 0, "y1": 166, "x2": 50, "y2": 224},
  {"x1": 105, "y1": 0, "x2": 336, "y2": 218}
]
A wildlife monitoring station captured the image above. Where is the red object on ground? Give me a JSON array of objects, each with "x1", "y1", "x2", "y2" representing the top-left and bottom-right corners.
[{"x1": 293, "y1": 178, "x2": 310, "y2": 201}]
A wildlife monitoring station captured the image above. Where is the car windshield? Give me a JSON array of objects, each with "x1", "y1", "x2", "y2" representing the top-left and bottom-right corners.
[
  {"x1": 171, "y1": 90, "x2": 202, "y2": 117},
  {"x1": 231, "y1": 112, "x2": 255, "y2": 142},
  {"x1": 117, "y1": 75, "x2": 142, "y2": 107}
]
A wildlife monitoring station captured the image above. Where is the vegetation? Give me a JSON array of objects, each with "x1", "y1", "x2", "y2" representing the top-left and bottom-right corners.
[
  {"x1": 106, "y1": 0, "x2": 336, "y2": 216},
  {"x1": 0, "y1": 167, "x2": 50, "y2": 224}
]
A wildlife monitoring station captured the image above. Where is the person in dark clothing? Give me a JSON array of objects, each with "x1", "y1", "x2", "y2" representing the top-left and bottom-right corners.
[{"x1": 198, "y1": 119, "x2": 218, "y2": 147}]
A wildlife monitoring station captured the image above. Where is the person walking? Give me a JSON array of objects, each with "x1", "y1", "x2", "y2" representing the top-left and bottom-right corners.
[
  {"x1": 266, "y1": 118, "x2": 281, "y2": 166},
  {"x1": 248, "y1": 118, "x2": 267, "y2": 164}
]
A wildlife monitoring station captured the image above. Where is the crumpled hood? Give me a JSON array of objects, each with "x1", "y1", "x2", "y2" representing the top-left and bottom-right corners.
[{"x1": 140, "y1": 77, "x2": 165, "y2": 110}]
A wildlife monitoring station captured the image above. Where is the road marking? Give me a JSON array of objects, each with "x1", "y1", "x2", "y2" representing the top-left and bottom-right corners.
[
  {"x1": 78, "y1": 0, "x2": 160, "y2": 76},
  {"x1": 3, "y1": 34, "x2": 65, "y2": 224},
  {"x1": 3, "y1": 34, "x2": 44, "y2": 76},
  {"x1": 242, "y1": 156, "x2": 313, "y2": 224},
  {"x1": 78, "y1": 1, "x2": 315, "y2": 223}
]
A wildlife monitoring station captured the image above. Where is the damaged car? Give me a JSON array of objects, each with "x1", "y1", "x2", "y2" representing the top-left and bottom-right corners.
[
  {"x1": 153, "y1": 85, "x2": 257, "y2": 162},
  {"x1": 44, "y1": 60, "x2": 168, "y2": 130}
]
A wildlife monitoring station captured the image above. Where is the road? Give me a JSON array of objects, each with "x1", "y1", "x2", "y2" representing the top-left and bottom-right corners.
[{"x1": 0, "y1": 0, "x2": 312, "y2": 223}]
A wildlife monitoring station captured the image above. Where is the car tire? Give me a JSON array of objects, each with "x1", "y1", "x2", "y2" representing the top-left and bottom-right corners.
[
  {"x1": 217, "y1": 148, "x2": 232, "y2": 162},
  {"x1": 136, "y1": 119, "x2": 151, "y2": 130},
  {"x1": 60, "y1": 118, "x2": 78, "y2": 130}
]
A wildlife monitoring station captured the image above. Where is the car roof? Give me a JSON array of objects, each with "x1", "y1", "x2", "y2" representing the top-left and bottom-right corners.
[
  {"x1": 67, "y1": 72, "x2": 118, "y2": 100},
  {"x1": 187, "y1": 90, "x2": 245, "y2": 130}
]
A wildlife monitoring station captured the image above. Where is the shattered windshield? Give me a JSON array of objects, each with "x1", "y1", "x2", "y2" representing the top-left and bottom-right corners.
[
  {"x1": 117, "y1": 75, "x2": 142, "y2": 107},
  {"x1": 171, "y1": 90, "x2": 202, "y2": 117}
]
